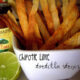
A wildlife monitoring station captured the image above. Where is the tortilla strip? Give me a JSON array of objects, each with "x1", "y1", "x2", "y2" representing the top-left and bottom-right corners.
[
  {"x1": 66, "y1": 0, "x2": 76, "y2": 18},
  {"x1": 31, "y1": 0, "x2": 43, "y2": 48},
  {"x1": 16, "y1": 0, "x2": 28, "y2": 39},
  {"x1": 8, "y1": 0, "x2": 16, "y2": 12},
  {"x1": 62, "y1": 0, "x2": 76, "y2": 20},
  {"x1": 62, "y1": 18, "x2": 80, "y2": 42},
  {"x1": 55, "y1": 32, "x2": 80, "y2": 50},
  {"x1": 56, "y1": 0, "x2": 61, "y2": 9},
  {"x1": 48, "y1": 0, "x2": 60, "y2": 30},
  {"x1": 40, "y1": 0, "x2": 54, "y2": 35},
  {"x1": 62, "y1": 0, "x2": 69, "y2": 19},
  {"x1": 3, "y1": 14, "x2": 23, "y2": 39},
  {"x1": 25, "y1": 0, "x2": 50, "y2": 42},
  {"x1": 40, "y1": 6, "x2": 79, "y2": 50},
  {"x1": 27, "y1": 0, "x2": 42, "y2": 50},
  {"x1": 7, "y1": 10, "x2": 18, "y2": 25},
  {"x1": 0, "y1": 15, "x2": 25, "y2": 47}
]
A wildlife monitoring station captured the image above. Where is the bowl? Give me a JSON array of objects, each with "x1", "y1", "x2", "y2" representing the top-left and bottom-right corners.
[{"x1": 13, "y1": 36, "x2": 80, "y2": 80}]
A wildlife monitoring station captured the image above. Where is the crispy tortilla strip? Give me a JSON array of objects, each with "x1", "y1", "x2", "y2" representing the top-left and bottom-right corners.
[
  {"x1": 26, "y1": 0, "x2": 42, "y2": 50},
  {"x1": 56, "y1": 0, "x2": 61, "y2": 9},
  {"x1": 55, "y1": 32, "x2": 80, "y2": 50},
  {"x1": 8, "y1": 0, "x2": 16, "y2": 12},
  {"x1": 25, "y1": 0, "x2": 50, "y2": 42},
  {"x1": 30, "y1": 0, "x2": 43, "y2": 48},
  {"x1": 3, "y1": 14, "x2": 23, "y2": 38},
  {"x1": 16, "y1": 0, "x2": 28, "y2": 39},
  {"x1": 48, "y1": 0, "x2": 60, "y2": 30},
  {"x1": 66, "y1": 0, "x2": 76, "y2": 17},
  {"x1": 40, "y1": 0, "x2": 54, "y2": 35},
  {"x1": 62, "y1": 18, "x2": 80, "y2": 42},
  {"x1": 62, "y1": 0, "x2": 76, "y2": 20},
  {"x1": 28, "y1": 0, "x2": 39, "y2": 50},
  {"x1": 40, "y1": 7, "x2": 79, "y2": 50},
  {"x1": 75, "y1": 46, "x2": 80, "y2": 49},
  {"x1": 0, "y1": 15, "x2": 25, "y2": 47},
  {"x1": 28, "y1": 15, "x2": 39, "y2": 50},
  {"x1": 30, "y1": 0, "x2": 39, "y2": 15},
  {"x1": 62, "y1": 0, "x2": 69, "y2": 19},
  {"x1": 0, "y1": 19, "x2": 6, "y2": 28},
  {"x1": 7, "y1": 10, "x2": 17, "y2": 25},
  {"x1": 35, "y1": 13, "x2": 50, "y2": 41}
]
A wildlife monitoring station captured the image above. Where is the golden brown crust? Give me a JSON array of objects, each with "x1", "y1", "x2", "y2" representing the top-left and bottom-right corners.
[
  {"x1": 48, "y1": 0, "x2": 60, "y2": 30},
  {"x1": 40, "y1": 0, "x2": 54, "y2": 35},
  {"x1": 16, "y1": 0, "x2": 29, "y2": 39}
]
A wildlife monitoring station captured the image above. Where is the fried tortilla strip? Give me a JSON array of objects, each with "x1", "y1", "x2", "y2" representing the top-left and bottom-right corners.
[
  {"x1": 30, "y1": 0, "x2": 43, "y2": 48},
  {"x1": 25, "y1": 0, "x2": 50, "y2": 42},
  {"x1": 16, "y1": 0, "x2": 28, "y2": 39},
  {"x1": 75, "y1": 46, "x2": 80, "y2": 49},
  {"x1": 7, "y1": 10, "x2": 17, "y2": 25},
  {"x1": 26, "y1": 0, "x2": 41, "y2": 50},
  {"x1": 0, "y1": 15, "x2": 25, "y2": 47},
  {"x1": 56, "y1": 0, "x2": 61, "y2": 9},
  {"x1": 62, "y1": 0, "x2": 69, "y2": 19},
  {"x1": 0, "y1": 19, "x2": 6, "y2": 28},
  {"x1": 30, "y1": 0, "x2": 39, "y2": 15},
  {"x1": 55, "y1": 32, "x2": 80, "y2": 50},
  {"x1": 35, "y1": 13, "x2": 50, "y2": 41},
  {"x1": 62, "y1": 18, "x2": 80, "y2": 42},
  {"x1": 3, "y1": 14, "x2": 23, "y2": 38},
  {"x1": 48, "y1": 0, "x2": 60, "y2": 30},
  {"x1": 66, "y1": 0, "x2": 76, "y2": 17},
  {"x1": 8, "y1": 0, "x2": 16, "y2": 12},
  {"x1": 40, "y1": 0, "x2": 54, "y2": 35},
  {"x1": 27, "y1": 17, "x2": 38, "y2": 50},
  {"x1": 40, "y1": 7, "x2": 79, "y2": 50},
  {"x1": 62, "y1": 0, "x2": 76, "y2": 20}
]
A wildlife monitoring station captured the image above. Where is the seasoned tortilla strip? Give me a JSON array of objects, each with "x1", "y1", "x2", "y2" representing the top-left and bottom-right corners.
[
  {"x1": 40, "y1": 0, "x2": 54, "y2": 35},
  {"x1": 31, "y1": 0, "x2": 43, "y2": 48},
  {"x1": 28, "y1": 15, "x2": 40, "y2": 49},
  {"x1": 35, "y1": 14, "x2": 50, "y2": 41},
  {"x1": 0, "y1": 15, "x2": 25, "y2": 47},
  {"x1": 3, "y1": 14, "x2": 23, "y2": 38},
  {"x1": 16, "y1": 0, "x2": 28, "y2": 39},
  {"x1": 66, "y1": 0, "x2": 76, "y2": 18},
  {"x1": 0, "y1": 19, "x2": 6, "y2": 28},
  {"x1": 30, "y1": 0, "x2": 39, "y2": 15},
  {"x1": 7, "y1": 10, "x2": 17, "y2": 25},
  {"x1": 62, "y1": 0, "x2": 76, "y2": 20},
  {"x1": 55, "y1": 32, "x2": 80, "y2": 50},
  {"x1": 8, "y1": 0, "x2": 16, "y2": 12},
  {"x1": 62, "y1": 0, "x2": 69, "y2": 19},
  {"x1": 48, "y1": 0, "x2": 60, "y2": 30},
  {"x1": 62, "y1": 18, "x2": 80, "y2": 42},
  {"x1": 25, "y1": 0, "x2": 50, "y2": 41},
  {"x1": 40, "y1": 7, "x2": 79, "y2": 50},
  {"x1": 56, "y1": 0, "x2": 61, "y2": 9},
  {"x1": 27, "y1": 0, "x2": 43, "y2": 49}
]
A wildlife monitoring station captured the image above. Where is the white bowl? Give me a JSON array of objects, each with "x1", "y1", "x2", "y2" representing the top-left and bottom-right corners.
[{"x1": 13, "y1": 36, "x2": 80, "y2": 80}]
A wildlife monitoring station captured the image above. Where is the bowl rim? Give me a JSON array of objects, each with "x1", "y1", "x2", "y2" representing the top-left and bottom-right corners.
[{"x1": 13, "y1": 36, "x2": 80, "y2": 52}]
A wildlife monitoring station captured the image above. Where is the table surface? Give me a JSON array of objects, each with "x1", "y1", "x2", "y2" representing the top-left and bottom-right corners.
[{"x1": 18, "y1": 70, "x2": 80, "y2": 80}]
